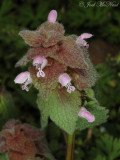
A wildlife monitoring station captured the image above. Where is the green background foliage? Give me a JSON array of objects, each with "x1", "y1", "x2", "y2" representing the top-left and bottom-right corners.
[
  {"x1": 0, "y1": 153, "x2": 9, "y2": 160},
  {"x1": 0, "y1": 0, "x2": 120, "y2": 159}
]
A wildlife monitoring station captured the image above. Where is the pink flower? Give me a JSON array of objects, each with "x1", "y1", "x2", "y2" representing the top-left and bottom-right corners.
[
  {"x1": 14, "y1": 71, "x2": 32, "y2": 92},
  {"x1": 48, "y1": 10, "x2": 57, "y2": 23},
  {"x1": 76, "y1": 33, "x2": 93, "y2": 49},
  {"x1": 59, "y1": 73, "x2": 75, "y2": 93},
  {"x1": 78, "y1": 107, "x2": 95, "y2": 122},
  {"x1": 33, "y1": 56, "x2": 48, "y2": 78}
]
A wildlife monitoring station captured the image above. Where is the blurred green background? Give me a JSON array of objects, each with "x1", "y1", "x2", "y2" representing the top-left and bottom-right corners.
[{"x1": 0, "y1": 0, "x2": 120, "y2": 159}]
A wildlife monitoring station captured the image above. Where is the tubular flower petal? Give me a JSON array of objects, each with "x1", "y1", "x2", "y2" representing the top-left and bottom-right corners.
[
  {"x1": 59, "y1": 73, "x2": 75, "y2": 93},
  {"x1": 76, "y1": 33, "x2": 93, "y2": 48},
  {"x1": 80, "y1": 33, "x2": 93, "y2": 39},
  {"x1": 33, "y1": 56, "x2": 48, "y2": 78},
  {"x1": 76, "y1": 38, "x2": 87, "y2": 46},
  {"x1": 48, "y1": 10, "x2": 57, "y2": 23},
  {"x1": 78, "y1": 107, "x2": 95, "y2": 122},
  {"x1": 14, "y1": 71, "x2": 32, "y2": 92},
  {"x1": 86, "y1": 43, "x2": 89, "y2": 49}
]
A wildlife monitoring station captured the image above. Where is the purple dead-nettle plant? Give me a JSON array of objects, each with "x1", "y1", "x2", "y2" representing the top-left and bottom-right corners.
[
  {"x1": 13, "y1": 10, "x2": 108, "y2": 160},
  {"x1": 15, "y1": 10, "x2": 96, "y2": 95},
  {"x1": 0, "y1": 119, "x2": 52, "y2": 160}
]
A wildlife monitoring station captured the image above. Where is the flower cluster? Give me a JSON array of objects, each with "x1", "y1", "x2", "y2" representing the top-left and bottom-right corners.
[
  {"x1": 0, "y1": 120, "x2": 46, "y2": 160},
  {"x1": 14, "y1": 10, "x2": 98, "y2": 122}
]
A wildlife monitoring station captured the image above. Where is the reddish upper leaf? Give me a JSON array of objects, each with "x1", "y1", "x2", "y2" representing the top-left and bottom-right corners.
[
  {"x1": 27, "y1": 45, "x2": 58, "y2": 59},
  {"x1": 7, "y1": 133, "x2": 26, "y2": 153},
  {"x1": 70, "y1": 68, "x2": 97, "y2": 90},
  {"x1": 8, "y1": 150, "x2": 29, "y2": 160},
  {"x1": 24, "y1": 141, "x2": 37, "y2": 156},
  {"x1": 19, "y1": 22, "x2": 65, "y2": 48},
  {"x1": 1, "y1": 128, "x2": 26, "y2": 153},
  {"x1": 22, "y1": 124, "x2": 44, "y2": 141},
  {"x1": 2, "y1": 119, "x2": 20, "y2": 130},
  {"x1": 0, "y1": 120, "x2": 49, "y2": 160},
  {"x1": 19, "y1": 30, "x2": 45, "y2": 47},
  {"x1": 37, "y1": 21, "x2": 65, "y2": 35},
  {"x1": 0, "y1": 136, "x2": 6, "y2": 153},
  {"x1": 15, "y1": 54, "x2": 30, "y2": 67},
  {"x1": 29, "y1": 59, "x2": 67, "y2": 100},
  {"x1": 70, "y1": 53, "x2": 98, "y2": 90},
  {"x1": 8, "y1": 142, "x2": 37, "y2": 160},
  {"x1": 52, "y1": 36, "x2": 88, "y2": 69},
  {"x1": 37, "y1": 22, "x2": 65, "y2": 47},
  {"x1": 42, "y1": 34, "x2": 64, "y2": 48}
]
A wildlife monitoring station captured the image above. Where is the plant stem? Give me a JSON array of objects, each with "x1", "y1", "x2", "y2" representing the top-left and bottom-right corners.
[
  {"x1": 66, "y1": 133, "x2": 75, "y2": 160},
  {"x1": 62, "y1": 130, "x2": 68, "y2": 144}
]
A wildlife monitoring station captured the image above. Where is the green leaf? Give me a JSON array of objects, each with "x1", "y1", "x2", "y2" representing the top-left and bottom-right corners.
[
  {"x1": 37, "y1": 92, "x2": 50, "y2": 128},
  {"x1": 90, "y1": 134, "x2": 120, "y2": 160},
  {"x1": 42, "y1": 138, "x2": 56, "y2": 160},
  {"x1": 0, "y1": 92, "x2": 17, "y2": 130},
  {"x1": 85, "y1": 88, "x2": 95, "y2": 99},
  {"x1": 76, "y1": 100, "x2": 109, "y2": 131},
  {"x1": 37, "y1": 88, "x2": 81, "y2": 134},
  {"x1": 95, "y1": 155, "x2": 106, "y2": 160},
  {"x1": 0, "y1": 153, "x2": 9, "y2": 160},
  {"x1": 15, "y1": 87, "x2": 37, "y2": 108}
]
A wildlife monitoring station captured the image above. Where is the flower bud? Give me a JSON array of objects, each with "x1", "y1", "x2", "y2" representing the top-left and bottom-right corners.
[
  {"x1": 48, "y1": 10, "x2": 57, "y2": 23},
  {"x1": 78, "y1": 107, "x2": 95, "y2": 122},
  {"x1": 80, "y1": 33, "x2": 93, "y2": 39}
]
